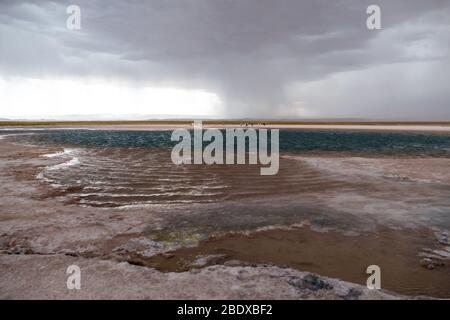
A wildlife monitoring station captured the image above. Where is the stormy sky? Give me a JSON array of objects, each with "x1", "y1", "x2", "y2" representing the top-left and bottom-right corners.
[{"x1": 0, "y1": 0, "x2": 449, "y2": 119}]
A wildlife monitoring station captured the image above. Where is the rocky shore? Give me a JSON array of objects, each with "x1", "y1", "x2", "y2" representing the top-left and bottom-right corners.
[
  {"x1": 0, "y1": 139, "x2": 444, "y2": 299},
  {"x1": 0, "y1": 254, "x2": 400, "y2": 299}
]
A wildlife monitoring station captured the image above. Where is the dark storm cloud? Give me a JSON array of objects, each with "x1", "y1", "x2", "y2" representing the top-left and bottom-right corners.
[{"x1": 0, "y1": 0, "x2": 449, "y2": 118}]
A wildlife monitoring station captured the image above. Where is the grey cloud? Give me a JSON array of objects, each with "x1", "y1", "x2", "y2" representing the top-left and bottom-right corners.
[{"x1": 0, "y1": 0, "x2": 449, "y2": 118}]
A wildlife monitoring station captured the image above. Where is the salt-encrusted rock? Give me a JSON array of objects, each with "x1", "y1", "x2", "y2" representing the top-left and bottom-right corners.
[
  {"x1": 288, "y1": 273, "x2": 334, "y2": 291},
  {"x1": 341, "y1": 287, "x2": 363, "y2": 300}
]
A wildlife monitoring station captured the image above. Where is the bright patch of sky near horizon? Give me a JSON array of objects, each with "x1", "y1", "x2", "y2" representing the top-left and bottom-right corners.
[
  {"x1": 0, "y1": 78, "x2": 222, "y2": 119},
  {"x1": 0, "y1": 0, "x2": 449, "y2": 120}
]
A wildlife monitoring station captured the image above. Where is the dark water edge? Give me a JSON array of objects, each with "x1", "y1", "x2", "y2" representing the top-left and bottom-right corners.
[
  {"x1": 138, "y1": 225, "x2": 450, "y2": 298},
  {"x1": 3, "y1": 129, "x2": 449, "y2": 228},
  {"x1": 2, "y1": 128, "x2": 450, "y2": 156}
]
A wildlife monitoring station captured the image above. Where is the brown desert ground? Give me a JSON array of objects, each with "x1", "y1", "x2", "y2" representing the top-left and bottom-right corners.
[{"x1": 1, "y1": 123, "x2": 449, "y2": 299}]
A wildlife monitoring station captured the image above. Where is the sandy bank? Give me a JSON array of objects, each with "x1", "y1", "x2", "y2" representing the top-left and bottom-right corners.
[{"x1": 1, "y1": 123, "x2": 450, "y2": 133}]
